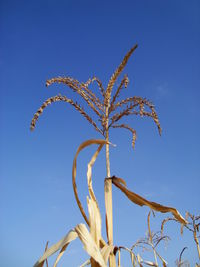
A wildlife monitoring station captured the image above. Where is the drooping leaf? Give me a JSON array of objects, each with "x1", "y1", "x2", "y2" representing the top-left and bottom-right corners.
[
  {"x1": 111, "y1": 176, "x2": 187, "y2": 225},
  {"x1": 72, "y1": 139, "x2": 108, "y2": 226}
]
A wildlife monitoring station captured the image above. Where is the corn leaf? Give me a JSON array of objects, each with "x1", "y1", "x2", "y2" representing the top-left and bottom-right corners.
[
  {"x1": 111, "y1": 177, "x2": 187, "y2": 225},
  {"x1": 72, "y1": 139, "x2": 109, "y2": 226},
  {"x1": 79, "y1": 245, "x2": 113, "y2": 267},
  {"x1": 53, "y1": 243, "x2": 68, "y2": 267},
  {"x1": 33, "y1": 230, "x2": 78, "y2": 267},
  {"x1": 101, "y1": 244, "x2": 114, "y2": 263},
  {"x1": 75, "y1": 223, "x2": 107, "y2": 267},
  {"x1": 87, "y1": 196, "x2": 102, "y2": 246}
]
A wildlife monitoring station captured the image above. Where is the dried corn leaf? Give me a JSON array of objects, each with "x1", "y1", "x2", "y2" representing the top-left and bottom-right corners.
[
  {"x1": 75, "y1": 223, "x2": 107, "y2": 267},
  {"x1": 111, "y1": 177, "x2": 187, "y2": 225},
  {"x1": 53, "y1": 243, "x2": 68, "y2": 267},
  {"x1": 101, "y1": 244, "x2": 114, "y2": 263},
  {"x1": 87, "y1": 144, "x2": 104, "y2": 204},
  {"x1": 86, "y1": 143, "x2": 104, "y2": 247},
  {"x1": 87, "y1": 196, "x2": 102, "y2": 246},
  {"x1": 79, "y1": 245, "x2": 113, "y2": 267},
  {"x1": 33, "y1": 230, "x2": 78, "y2": 267},
  {"x1": 72, "y1": 139, "x2": 108, "y2": 226}
]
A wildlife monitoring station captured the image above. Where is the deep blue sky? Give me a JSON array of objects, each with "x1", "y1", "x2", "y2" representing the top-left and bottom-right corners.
[{"x1": 1, "y1": 0, "x2": 200, "y2": 266}]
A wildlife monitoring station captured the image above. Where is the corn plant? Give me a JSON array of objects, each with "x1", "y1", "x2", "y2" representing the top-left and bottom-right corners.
[{"x1": 31, "y1": 44, "x2": 187, "y2": 266}]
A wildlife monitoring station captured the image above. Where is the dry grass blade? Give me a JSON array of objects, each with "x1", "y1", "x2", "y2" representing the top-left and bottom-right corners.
[
  {"x1": 46, "y1": 76, "x2": 104, "y2": 114},
  {"x1": 105, "y1": 44, "x2": 138, "y2": 107},
  {"x1": 75, "y1": 224, "x2": 107, "y2": 267},
  {"x1": 109, "y1": 74, "x2": 129, "y2": 114},
  {"x1": 110, "y1": 176, "x2": 187, "y2": 225},
  {"x1": 33, "y1": 230, "x2": 78, "y2": 267},
  {"x1": 30, "y1": 95, "x2": 103, "y2": 135},
  {"x1": 112, "y1": 124, "x2": 137, "y2": 149}
]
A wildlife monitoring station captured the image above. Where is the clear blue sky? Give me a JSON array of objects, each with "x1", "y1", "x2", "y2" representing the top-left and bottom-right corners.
[{"x1": 1, "y1": 0, "x2": 200, "y2": 266}]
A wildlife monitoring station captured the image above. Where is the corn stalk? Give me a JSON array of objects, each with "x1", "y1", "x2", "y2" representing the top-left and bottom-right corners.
[{"x1": 104, "y1": 106, "x2": 116, "y2": 267}]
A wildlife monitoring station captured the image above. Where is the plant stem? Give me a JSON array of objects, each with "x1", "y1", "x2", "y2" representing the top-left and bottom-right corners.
[{"x1": 105, "y1": 107, "x2": 116, "y2": 266}]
